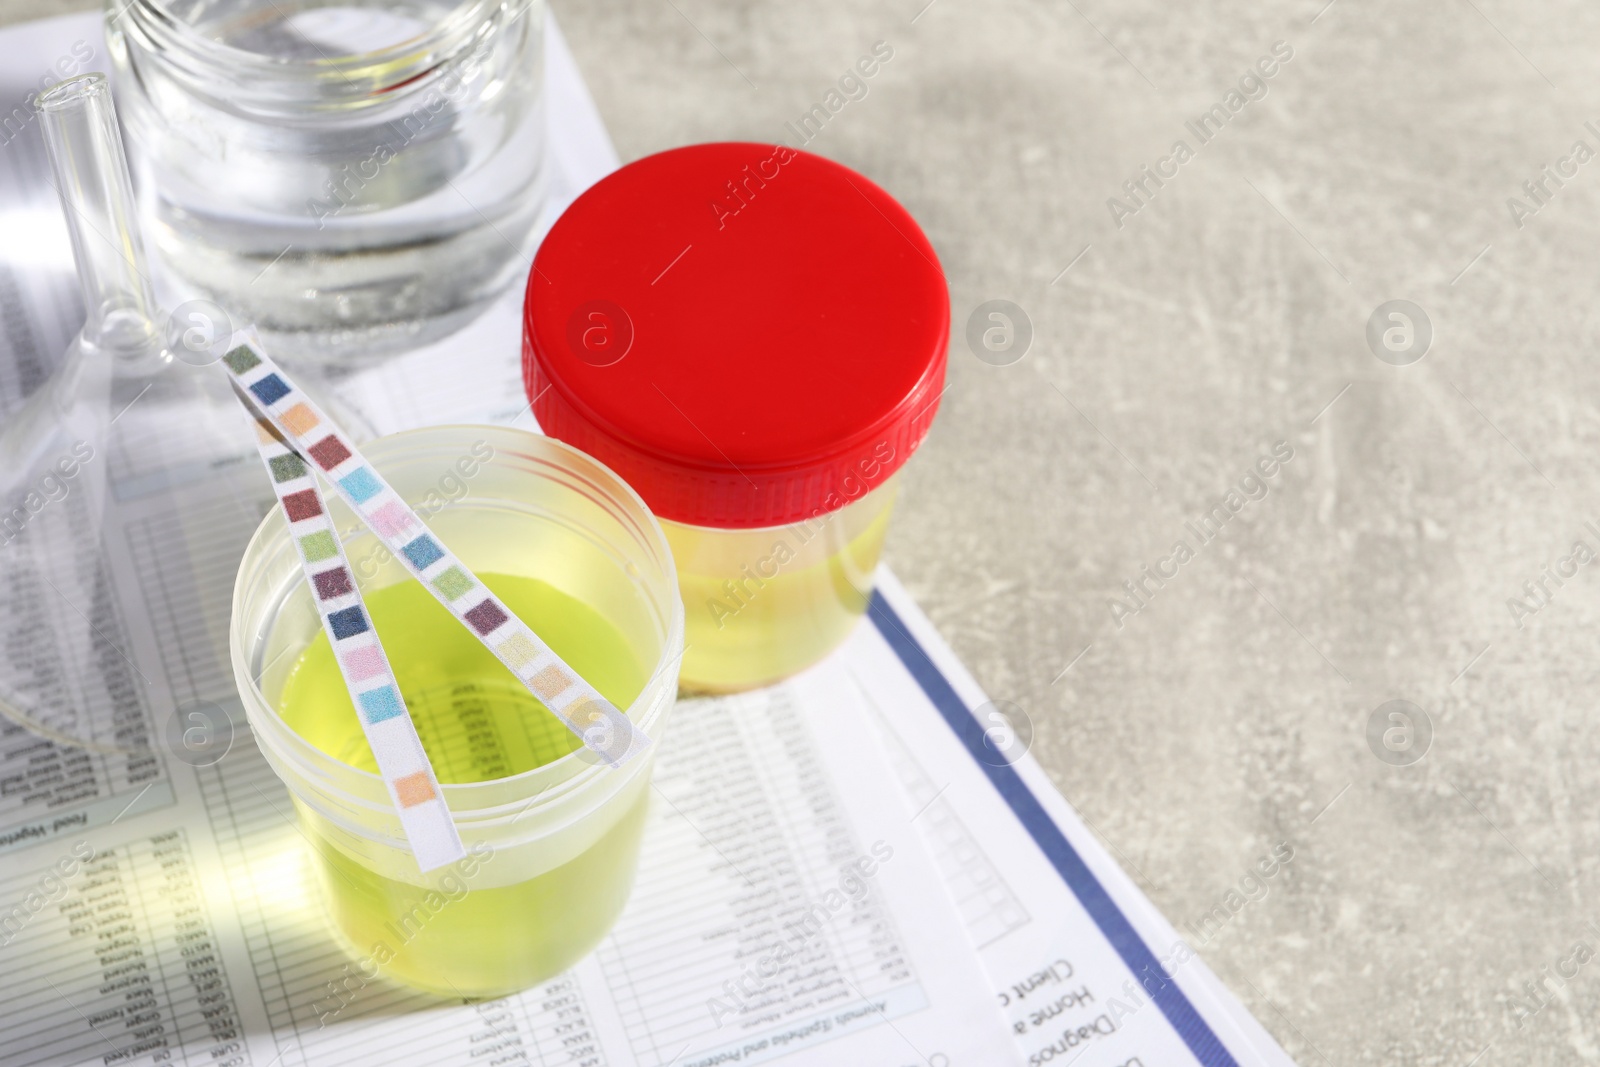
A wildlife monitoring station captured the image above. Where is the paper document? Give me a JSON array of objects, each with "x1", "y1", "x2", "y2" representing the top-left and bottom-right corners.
[
  {"x1": 0, "y1": 665, "x2": 1026, "y2": 1067},
  {"x1": 852, "y1": 571, "x2": 1296, "y2": 1067}
]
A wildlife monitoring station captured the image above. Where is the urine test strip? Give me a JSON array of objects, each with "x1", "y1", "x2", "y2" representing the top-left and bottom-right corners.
[
  {"x1": 237, "y1": 396, "x2": 467, "y2": 872},
  {"x1": 222, "y1": 330, "x2": 651, "y2": 771}
]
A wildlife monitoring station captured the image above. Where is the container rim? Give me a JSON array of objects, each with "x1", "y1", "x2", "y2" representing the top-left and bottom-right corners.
[
  {"x1": 112, "y1": 0, "x2": 526, "y2": 111},
  {"x1": 230, "y1": 425, "x2": 683, "y2": 820}
]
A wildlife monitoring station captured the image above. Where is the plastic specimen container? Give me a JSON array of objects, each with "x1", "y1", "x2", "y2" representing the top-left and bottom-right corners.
[
  {"x1": 230, "y1": 427, "x2": 682, "y2": 997},
  {"x1": 523, "y1": 142, "x2": 949, "y2": 691}
]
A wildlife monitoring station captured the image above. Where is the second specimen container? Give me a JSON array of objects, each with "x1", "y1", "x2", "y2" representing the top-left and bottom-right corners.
[{"x1": 523, "y1": 142, "x2": 949, "y2": 691}]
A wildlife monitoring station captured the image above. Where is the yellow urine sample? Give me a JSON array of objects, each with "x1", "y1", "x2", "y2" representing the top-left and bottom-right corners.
[
  {"x1": 665, "y1": 481, "x2": 896, "y2": 692},
  {"x1": 275, "y1": 573, "x2": 650, "y2": 998}
]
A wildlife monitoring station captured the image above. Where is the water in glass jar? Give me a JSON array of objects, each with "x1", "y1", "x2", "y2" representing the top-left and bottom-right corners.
[{"x1": 110, "y1": 0, "x2": 546, "y2": 361}]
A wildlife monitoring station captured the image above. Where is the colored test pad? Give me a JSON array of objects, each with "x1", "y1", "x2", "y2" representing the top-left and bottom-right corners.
[
  {"x1": 223, "y1": 330, "x2": 650, "y2": 773},
  {"x1": 237, "y1": 396, "x2": 465, "y2": 872}
]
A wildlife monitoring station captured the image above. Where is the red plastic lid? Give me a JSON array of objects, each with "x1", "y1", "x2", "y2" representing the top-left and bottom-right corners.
[{"x1": 523, "y1": 142, "x2": 948, "y2": 529}]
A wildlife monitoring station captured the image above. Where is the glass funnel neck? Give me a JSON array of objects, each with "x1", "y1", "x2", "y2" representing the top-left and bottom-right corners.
[{"x1": 37, "y1": 73, "x2": 165, "y2": 368}]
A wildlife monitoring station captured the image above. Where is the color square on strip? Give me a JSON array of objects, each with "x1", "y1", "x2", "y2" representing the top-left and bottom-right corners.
[
  {"x1": 312, "y1": 567, "x2": 353, "y2": 600},
  {"x1": 279, "y1": 403, "x2": 318, "y2": 435},
  {"x1": 464, "y1": 599, "x2": 509, "y2": 636},
  {"x1": 299, "y1": 530, "x2": 337, "y2": 562},
  {"x1": 566, "y1": 697, "x2": 608, "y2": 729},
  {"x1": 339, "y1": 467, "x2": 382, "y2": 504},
  {"x1": 527, "y1": 663, "x2": 569, "y2": 701},
  {"x1": 308, "y1": 435, "x2": 353, "y2": 471},
  {"x1": 431, "y1": 566, "x2": 473, "y2": 601},
  {"x1": 341, "y1": 644, "x2": 385, "y2": 682},
  {"x1": 400, "y1": 534, "x2": 444, "y2": 570},
  {"x1": 328, "y1": 606, "x2": 369, "y2": 639},
  {"x1": 223, "y1": 346, "x2": 260, "y2": 374},
  {"x1": 268, "y1": 453, "x2": 307, "y2": 483},
  {"x1": 249, "y1": 374, "x2": 291, "y2": 406},
  {"x1": 392, "y1": 770, "x2": 437, "y2": 808},
  {"x1": 357, "y1": 685, "x2": 404, "y2": 724},
  {"x1": 254, "y1": 419, "x2": 279, "y2": 445},
  {"x1": 498, "y1": 632, "x2": 540, "y2": 670},
  {"x1": 369, "y1": 501, "x2": 414, "y2": 538},
  {"x1": 281, "y1": 488, "x2": 321, "y2": 523}
]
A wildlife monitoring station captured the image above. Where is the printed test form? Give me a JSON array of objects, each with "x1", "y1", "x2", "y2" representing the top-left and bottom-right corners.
[
  {"x1": 0, "y1": 651, "x2": 1024, "y2": 1067},
  {"x1": 849, "y1": 570, "x2": 1298, "y2": 1067}
]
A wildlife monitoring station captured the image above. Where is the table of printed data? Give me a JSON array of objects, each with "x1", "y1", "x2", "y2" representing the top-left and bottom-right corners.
[{"x1": 1, "y1": 831, "x2": 249, "y2": 1067}]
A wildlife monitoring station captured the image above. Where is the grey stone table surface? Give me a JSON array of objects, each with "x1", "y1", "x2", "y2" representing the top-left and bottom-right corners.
[{"x1": 7, "y1": 0, "x2": 1600, "y2": 1062}]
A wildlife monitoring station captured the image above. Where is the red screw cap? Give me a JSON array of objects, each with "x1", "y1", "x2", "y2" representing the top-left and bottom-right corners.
[{"x1": 523, "y1": 142, "x2": 949, "y2": 529}]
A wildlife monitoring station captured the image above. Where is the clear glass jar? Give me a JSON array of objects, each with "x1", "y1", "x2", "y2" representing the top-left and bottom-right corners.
[
  {"x1": 230, "y1": 427, "x2": 682, "y2": 996},
  {"x1": 108, "y1": 0, "x2": 546, "y2": 361}
]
